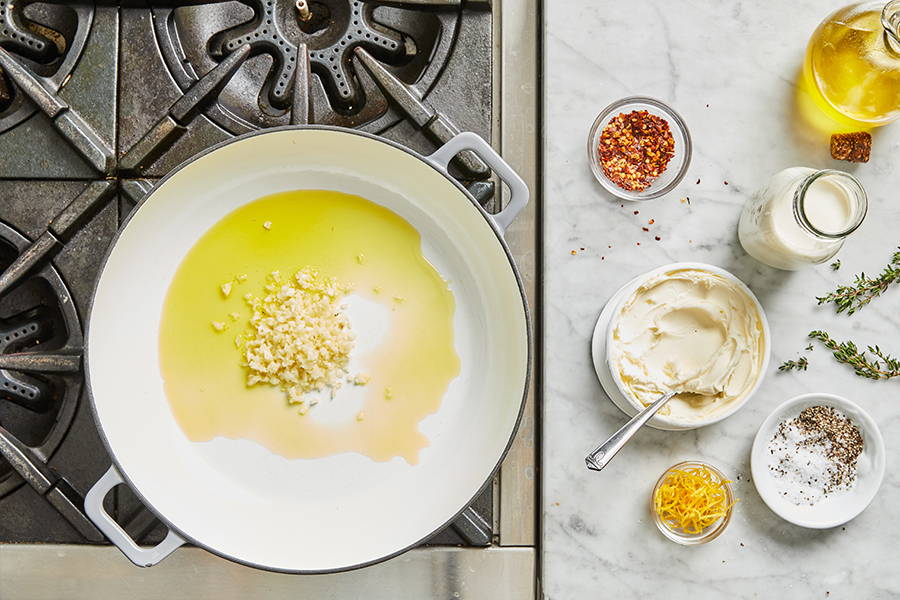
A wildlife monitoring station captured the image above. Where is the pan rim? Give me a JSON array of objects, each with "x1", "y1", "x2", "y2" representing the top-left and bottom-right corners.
[{"x1": 84, "y1": 125, "x2": 532, "y2": 574}]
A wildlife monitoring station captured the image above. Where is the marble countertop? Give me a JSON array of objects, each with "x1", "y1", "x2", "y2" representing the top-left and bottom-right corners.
[{"x1": 542, "y1": 1, "x2": 900, "y2": 598}]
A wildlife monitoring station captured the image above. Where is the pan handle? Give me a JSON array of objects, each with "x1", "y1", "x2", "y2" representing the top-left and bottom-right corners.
[
  {"x1": 84, "y1": 464, "x2": 185, "y2": 567},
  {"x1": 426, "y1": 132, "x2": 529, "y2": 234}
]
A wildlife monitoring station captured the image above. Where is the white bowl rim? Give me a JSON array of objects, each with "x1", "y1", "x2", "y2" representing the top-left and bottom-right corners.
[
  {"x1": 604, "y1": 262, "x2": 772, "y2": 429},
  {"x1": 750, "y1": 392, "x2": 886, "y2": 529}
]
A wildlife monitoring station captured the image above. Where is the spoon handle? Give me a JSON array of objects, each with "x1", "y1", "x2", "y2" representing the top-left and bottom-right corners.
[{"x1": 585, "y1": 391, "x2": 677, "y2": 472}]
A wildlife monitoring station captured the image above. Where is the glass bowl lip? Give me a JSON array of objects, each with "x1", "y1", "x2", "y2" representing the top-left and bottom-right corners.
[
  {"x1": 650, "y1": 460, "x2": 735, "y2": 545},
  {"x1": 587, "y1": 96, "x2": 693, "y2": 201}
]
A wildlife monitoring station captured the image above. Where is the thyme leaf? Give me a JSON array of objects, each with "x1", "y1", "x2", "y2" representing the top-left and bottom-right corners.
[
  {"x1": 816, "y1": 248, "x2": 900, "y2": 315},
  {"x1": 778, "y1": 357, "x2": 809, "y2": 372},
  {"x1": 809, "y1": 330, "x2": 900, "y2": 380}
]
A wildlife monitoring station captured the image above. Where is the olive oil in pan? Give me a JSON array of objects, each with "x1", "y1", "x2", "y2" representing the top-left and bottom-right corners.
[{"x1": 158, "y1": 190, "x2": 460, "y2": 464}]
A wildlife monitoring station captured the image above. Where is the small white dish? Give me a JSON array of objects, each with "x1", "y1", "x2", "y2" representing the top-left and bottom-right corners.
[
  {"x1": 590, "y1": 262, "x2": 770, "y2": 431},
  {"x1": 751, "y1": 393, "x2": 885, "y2": 529}
]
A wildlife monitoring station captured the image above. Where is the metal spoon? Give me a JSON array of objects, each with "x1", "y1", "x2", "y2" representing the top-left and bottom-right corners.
[{"x1": 585, "y1": 391, "x2": 677, "y2": 472}]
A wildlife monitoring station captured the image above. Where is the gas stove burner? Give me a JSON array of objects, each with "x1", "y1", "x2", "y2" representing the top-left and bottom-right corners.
[
  {"x1": 0, "y1": 308, "x2": 53, "y2": 411},
  {"x1": 210, "y1": 0, "x2": 404, "y2": 113},
  {"x1": 0, "y1": 0, "x2": 63, "y2": 65},
  {"x1": 0, "y1": 2, "x2": 93, "y2": 133},
  {"x1": 0, "y1": 221, "x2": 82, "y2": 498},
  {"x1": 154, "y1": 0, "x2": 459, "y2": 133}
]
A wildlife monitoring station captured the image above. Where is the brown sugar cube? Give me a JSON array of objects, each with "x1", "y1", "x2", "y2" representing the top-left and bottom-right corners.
[{"x1": 830, "y1": 132, "x2": 871, "y2": 163}]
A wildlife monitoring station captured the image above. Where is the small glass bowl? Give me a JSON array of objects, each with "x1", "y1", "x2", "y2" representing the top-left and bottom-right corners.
[
  {"x1": 587, "y1": 96, "x2": 692, "y2": 201},
  {"x1": 651, "y1": 461, "x2": 735, "y2": 545}
]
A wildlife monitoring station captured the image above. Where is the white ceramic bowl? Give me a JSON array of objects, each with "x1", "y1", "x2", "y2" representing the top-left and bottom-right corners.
[
  {"x1": 590, "y1": 262, "x2": 771, "y2": 430},
  {"x1": 750, "y1": 393, "x2": 885, "y2": 529}
]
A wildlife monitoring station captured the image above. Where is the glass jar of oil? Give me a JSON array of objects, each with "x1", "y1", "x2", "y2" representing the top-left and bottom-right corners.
[{"x1": 805, "y1": 0, "x2": 900, "y2": 126}]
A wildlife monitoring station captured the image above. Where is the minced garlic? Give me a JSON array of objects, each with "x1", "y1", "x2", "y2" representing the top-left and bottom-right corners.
[
  {"x1": 263, "y1": 221, "x2": 272, "y2": 230},
  {"x1": 240, "y1": 268, "x2": 354, "y2": 412},
  {"x1": 220, "y1": 281, "x2": 233, "y2": 297},
  {"x1": 210, "y1": 320, "x2": 226, "y2": 332}
]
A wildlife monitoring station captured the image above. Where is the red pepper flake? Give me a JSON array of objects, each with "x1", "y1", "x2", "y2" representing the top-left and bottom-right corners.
[
  {"x1": 655, "y1": 236, "x2": 661, "y2": 241},
  {"x1": 633, "y1": 210, "x2": 640, "y2": 215},
  {"x1": 601, "y1": 256, "x2": 605, "y2": 260},
  {"x1": 636, "y1": 242, "x2": 641, "y2": 246},
  {"x1": 598, "y1": 110, "x2": 676, "y2": 192},
  {"x1": 648, "y1": 219, "x2": 655, "y2": 225},
  {"x1": 696, "y1": 178, "x2": 701, "y2": 184},
  {"x1": 642, "y1": 227, "x2": 649, "y2": 232},
  {"x1": 570, "y1": 250, "x2": 576, "y2": 255},
  {"x1": 580, "y1": 247, "x2": 585, "y2": 251},
  {"x1": 724, "y1": 180, "x2": 729, "y2": 185}
]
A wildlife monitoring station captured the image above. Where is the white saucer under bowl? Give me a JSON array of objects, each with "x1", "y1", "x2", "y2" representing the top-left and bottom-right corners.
[
  {"x1": 590, "y1": 262, "x2": 770, "y2": 431},
  {"x1": 751, "y1": 393, "x2": 885, "y2": 529}
]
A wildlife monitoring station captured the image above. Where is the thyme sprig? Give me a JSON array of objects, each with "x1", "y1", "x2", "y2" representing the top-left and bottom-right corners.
[
  {"x1": 817, "y1": 248, "x2": 900, "y2": 315},
  {"x1": 809, "y1": 330, "x2": 900, "y2": 380},
  {"x1": 778, "y1": 356, "x2": 809, "y2": 372}
]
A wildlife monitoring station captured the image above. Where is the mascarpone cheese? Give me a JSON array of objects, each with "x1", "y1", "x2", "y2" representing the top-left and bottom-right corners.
[{"x1": 610, "y1": 268, "x2": 765, "y2": 423}]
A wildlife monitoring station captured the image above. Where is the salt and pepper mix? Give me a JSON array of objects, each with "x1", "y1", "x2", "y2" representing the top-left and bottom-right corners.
[{"x1": 767, "y1": 406, "x2": 864, "y2": 505}]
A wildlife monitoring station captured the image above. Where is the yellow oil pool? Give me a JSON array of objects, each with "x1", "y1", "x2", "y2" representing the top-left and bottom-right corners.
[{"x1": 159, "y1": 190, "x2": 460, "y2": 465}]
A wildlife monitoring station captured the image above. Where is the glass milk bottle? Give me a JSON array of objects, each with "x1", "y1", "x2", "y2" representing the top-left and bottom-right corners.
[{"x1": 739, "y1": 168, "x2": 867, "y2": 270}]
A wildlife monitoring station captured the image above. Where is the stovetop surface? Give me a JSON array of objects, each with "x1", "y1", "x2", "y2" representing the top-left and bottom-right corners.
[{"x1": 0, "y1": 0, "x2": 496, "y2": 548}]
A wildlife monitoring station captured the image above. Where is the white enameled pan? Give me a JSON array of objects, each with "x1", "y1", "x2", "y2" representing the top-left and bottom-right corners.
[{"x1": 83, "y1": 127, "x2": 530, "y2": 573}]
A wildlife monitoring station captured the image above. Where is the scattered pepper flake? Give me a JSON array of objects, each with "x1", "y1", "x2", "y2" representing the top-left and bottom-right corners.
[
  {"x1": 633, "y1": 210, "x2": 640, "y2": 215},
  {"x1": 648, "y1": 219, "x2": 655, "y2": 225},
  {"x1": 655, "y1": 236, "x2": 661, "y2": 241},
  {"x1": 696, "y1": 178, "x2": 701, "y2": 184},
  {"x1": 598, "y1": 110, "x2": 676, "y2": 192},
  {"x1": 723, "y1": 180, "x2": 729, "y2": 185},
  {"x1": 570, "y1": 250, "x2": 577, "y2": 255},
  {"x1": 642, "y1": 227, "x2": 649, "y2": 232}
]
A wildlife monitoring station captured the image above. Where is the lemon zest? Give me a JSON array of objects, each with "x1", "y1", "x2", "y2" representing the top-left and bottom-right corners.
[{"x1": 653, "y1": 465, "x2": 737, "y2": 534}]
